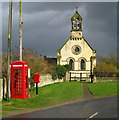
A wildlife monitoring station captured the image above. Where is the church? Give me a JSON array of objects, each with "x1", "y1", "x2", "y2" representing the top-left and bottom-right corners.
[{"x1": 57, "y1": 8, "x2": 96, "y2": 82}]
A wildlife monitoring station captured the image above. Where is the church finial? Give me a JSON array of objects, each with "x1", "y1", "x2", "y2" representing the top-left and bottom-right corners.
[{"x1": 76, "y1": 6, "x2": 78, "y2": 12}]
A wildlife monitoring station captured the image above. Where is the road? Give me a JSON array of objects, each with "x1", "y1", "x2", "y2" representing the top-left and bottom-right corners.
[{"x1": 5, "y1": 95, "x2": 118, "y2": 119}]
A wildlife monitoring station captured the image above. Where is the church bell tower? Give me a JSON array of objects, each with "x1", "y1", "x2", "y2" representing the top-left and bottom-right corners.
[
  {"x1": 71, "y1": 7, "x2": 83, "y2": 39},
  {"x1": 71, "y1": 7, "x2": 82, "y2": 31}
]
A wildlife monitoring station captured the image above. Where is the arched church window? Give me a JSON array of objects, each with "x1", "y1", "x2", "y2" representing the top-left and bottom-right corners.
[
  {"x1": 73, "y1": 20, "x2": 76, "y2": 29},
  {"x1": 69, "y1": 59, "x2": 74, "y2": 70},
  {"x1": 81, "y1": 59, "x2": 85, "y2": 70},
  {"x1": 77, "y1": 21, "x2": 81, "y2": 29}
]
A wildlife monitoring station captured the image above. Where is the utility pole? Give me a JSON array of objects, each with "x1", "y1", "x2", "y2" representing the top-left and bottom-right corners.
[
  {"x1": 90, "y1": 56, "x2": 94, "y2": 83},
  {"x1": 19, "y1": 0, "x2": 23, "y2": 61},
  {"x1": 7, "y1": 0, "x2": 12, "y2": 101}
]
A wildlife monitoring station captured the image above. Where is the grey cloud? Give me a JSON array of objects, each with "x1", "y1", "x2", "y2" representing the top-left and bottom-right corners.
[
  {"x1": 2, "y1": 2, "x2": 117, "y2": 57},
  {"x1": 84, "y1": 3, "x2": 117, "y2": 36},
  {"x1": 22, "y1": 2, "x2": 84, "y2": 14}
]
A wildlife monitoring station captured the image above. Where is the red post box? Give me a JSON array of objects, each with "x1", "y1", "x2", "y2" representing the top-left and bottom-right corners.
[
  {"x1": 10, "y1": 61, "x2": 29, "y2": 99},
  {"x1": 34, "y1": 74, "x2": 40, "y2": 95},
  {"x1": 34, "y1": 74, "x2": 40, "y2": 83}
]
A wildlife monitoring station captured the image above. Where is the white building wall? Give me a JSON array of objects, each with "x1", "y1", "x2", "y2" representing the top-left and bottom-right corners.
[{"x1": 58, "y1": 33, "x2": 96, "y2": 72}]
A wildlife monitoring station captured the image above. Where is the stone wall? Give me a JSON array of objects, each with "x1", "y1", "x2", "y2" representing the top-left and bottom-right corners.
[{"x1": 37, "y1": 74, "x2": 63, "y2": 87}]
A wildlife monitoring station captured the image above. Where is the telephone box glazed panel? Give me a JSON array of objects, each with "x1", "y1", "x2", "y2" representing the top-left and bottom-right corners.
[{"x1": 11, "y1": 61, "x2": 29, "y2": 99}]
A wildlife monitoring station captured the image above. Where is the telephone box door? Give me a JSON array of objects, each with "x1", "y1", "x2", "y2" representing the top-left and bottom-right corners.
[{"x1": 13, "y1": 69, "x2": 22, "y2": 98}]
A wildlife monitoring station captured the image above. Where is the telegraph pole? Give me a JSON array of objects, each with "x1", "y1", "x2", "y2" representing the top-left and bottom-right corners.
[
  {"x1": 7, "y1": 0, "x2": 12, "y2": 101},
  {"x1": 19, "y1": 0, "x2": 23, "y2": 61},
  {"x1": 90, "y1": 56, "x2": 94, "y2": 83}
]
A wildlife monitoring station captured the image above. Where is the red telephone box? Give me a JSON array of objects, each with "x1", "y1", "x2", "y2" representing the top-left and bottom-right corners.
[{"x1": 10, "y1": 61, "x2": 29, "y2": 99}]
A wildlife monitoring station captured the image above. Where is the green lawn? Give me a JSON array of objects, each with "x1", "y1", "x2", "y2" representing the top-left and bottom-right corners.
[
  {"x1": 88, "y1": 81, "x2": 118, "y2": 96},
  {"x1": 3, "y1": 82, "x2": 83, "y2": 108}
]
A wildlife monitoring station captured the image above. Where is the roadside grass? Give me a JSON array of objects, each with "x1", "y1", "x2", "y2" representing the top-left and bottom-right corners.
[
  {"x1": 1, "y1": 112, "x2": 8, "y2": 117},
  {"x1": 88, "y1": 81, "x2": 118, "y2": 96},
  {"x1": 3, "y1": 81, "x2": 83, "y2": 109},
  {"x1": 2, "y1": 107, "x2": 22, "y2": 111}
]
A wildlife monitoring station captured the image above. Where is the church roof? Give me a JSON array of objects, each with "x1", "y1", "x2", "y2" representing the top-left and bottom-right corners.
[
  {"x1": 71, "y1": 10, "x2": 82, "y2": 21},
  {"x1": 82, "y1": 36, "x2": 95, "y2": 52},
  {"x1": 57, "y1": 37, "x2": 70, "y2": 53}
]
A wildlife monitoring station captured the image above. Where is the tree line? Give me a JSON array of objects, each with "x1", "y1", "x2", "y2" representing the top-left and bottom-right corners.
[
  {"x1": 2, "y1": 48, "x2": 52, "y2": 78},
  {"x1": 94, "y1": 54, "x2": 119, "y2": 77},
  {"x1": 2, "y1": 48, "x2": 119, "y2": 80}
]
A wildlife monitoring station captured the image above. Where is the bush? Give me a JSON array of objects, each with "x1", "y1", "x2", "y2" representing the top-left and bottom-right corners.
[
  {"x1": 29, "y1": 73, "x2": 35, "y2": 88},
  {"x1": 52, "y1": 65, "x2": 69, "y2": 80}
]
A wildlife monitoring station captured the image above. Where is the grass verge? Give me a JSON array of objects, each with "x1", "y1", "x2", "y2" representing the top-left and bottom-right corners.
[
  {"x1": 2, "y1": 107, "x2": 22, "y2": 111},
  {"x1": 3, "y1": 81, "x2": 83, "y2": 109},
  {"x1": 88, "y1": 81, "x2": 118, "y2": 96}
]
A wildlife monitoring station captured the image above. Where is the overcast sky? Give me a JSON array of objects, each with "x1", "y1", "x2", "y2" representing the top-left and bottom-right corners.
[{"x1": 2, "y1": 2, "x2": 117, "y2": 57}]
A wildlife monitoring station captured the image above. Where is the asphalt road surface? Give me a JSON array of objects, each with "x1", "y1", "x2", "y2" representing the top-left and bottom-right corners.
[{"x1": 6, "y1": 95, "x2": 118, "y2": 119}]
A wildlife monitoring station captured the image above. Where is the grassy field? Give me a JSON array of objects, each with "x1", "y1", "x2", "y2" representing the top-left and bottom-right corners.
[
  {"x1": 3, "y1": 81, "x2": 83, "y2": 109},
  {"x1": 88, "y1": 81, "x2": 118, "y2": 96}
]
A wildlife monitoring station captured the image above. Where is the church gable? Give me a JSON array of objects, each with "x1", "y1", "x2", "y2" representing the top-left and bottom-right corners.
[{"x1": 58, "y1": 36, "x2": 95, "y2": 59}]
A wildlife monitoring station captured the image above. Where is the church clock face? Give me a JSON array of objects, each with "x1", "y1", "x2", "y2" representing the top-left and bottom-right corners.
[{"x1": 72, "y1": 45, "x2": 81, "y2": 55}]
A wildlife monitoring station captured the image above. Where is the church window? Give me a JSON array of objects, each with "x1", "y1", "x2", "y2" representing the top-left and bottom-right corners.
[
  {"x1": 75, "y1": 47, "x2": 79, "y2": 52},
  {"x1": 78, "y1": 21, "x2": 81, "y2": 29},
  {"x1": 81, "y1": 59, "x2": 86, "y2": 70},
  {"x1": 73, "y1": 20, "x2": 76, "y2": 29},
  {"x1": 69, "y1": 59, "x2": 74, "y2": 70},
  {"x1": 72, "y1": 45, "x2": 81, "y2": 55}
]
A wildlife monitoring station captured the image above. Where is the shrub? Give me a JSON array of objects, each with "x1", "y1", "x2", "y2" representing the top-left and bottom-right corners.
[
  {"x1": 52, "y1": 65, "x2": 69, "y2": 80},
  {"x1": 29, "y1": 73, "x2": 35, "y2": 88}
]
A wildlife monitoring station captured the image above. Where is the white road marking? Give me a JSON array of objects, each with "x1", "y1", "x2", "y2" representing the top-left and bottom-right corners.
[{"x1": 87, "y1": 112, "x2": 99, "y2": 120}]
